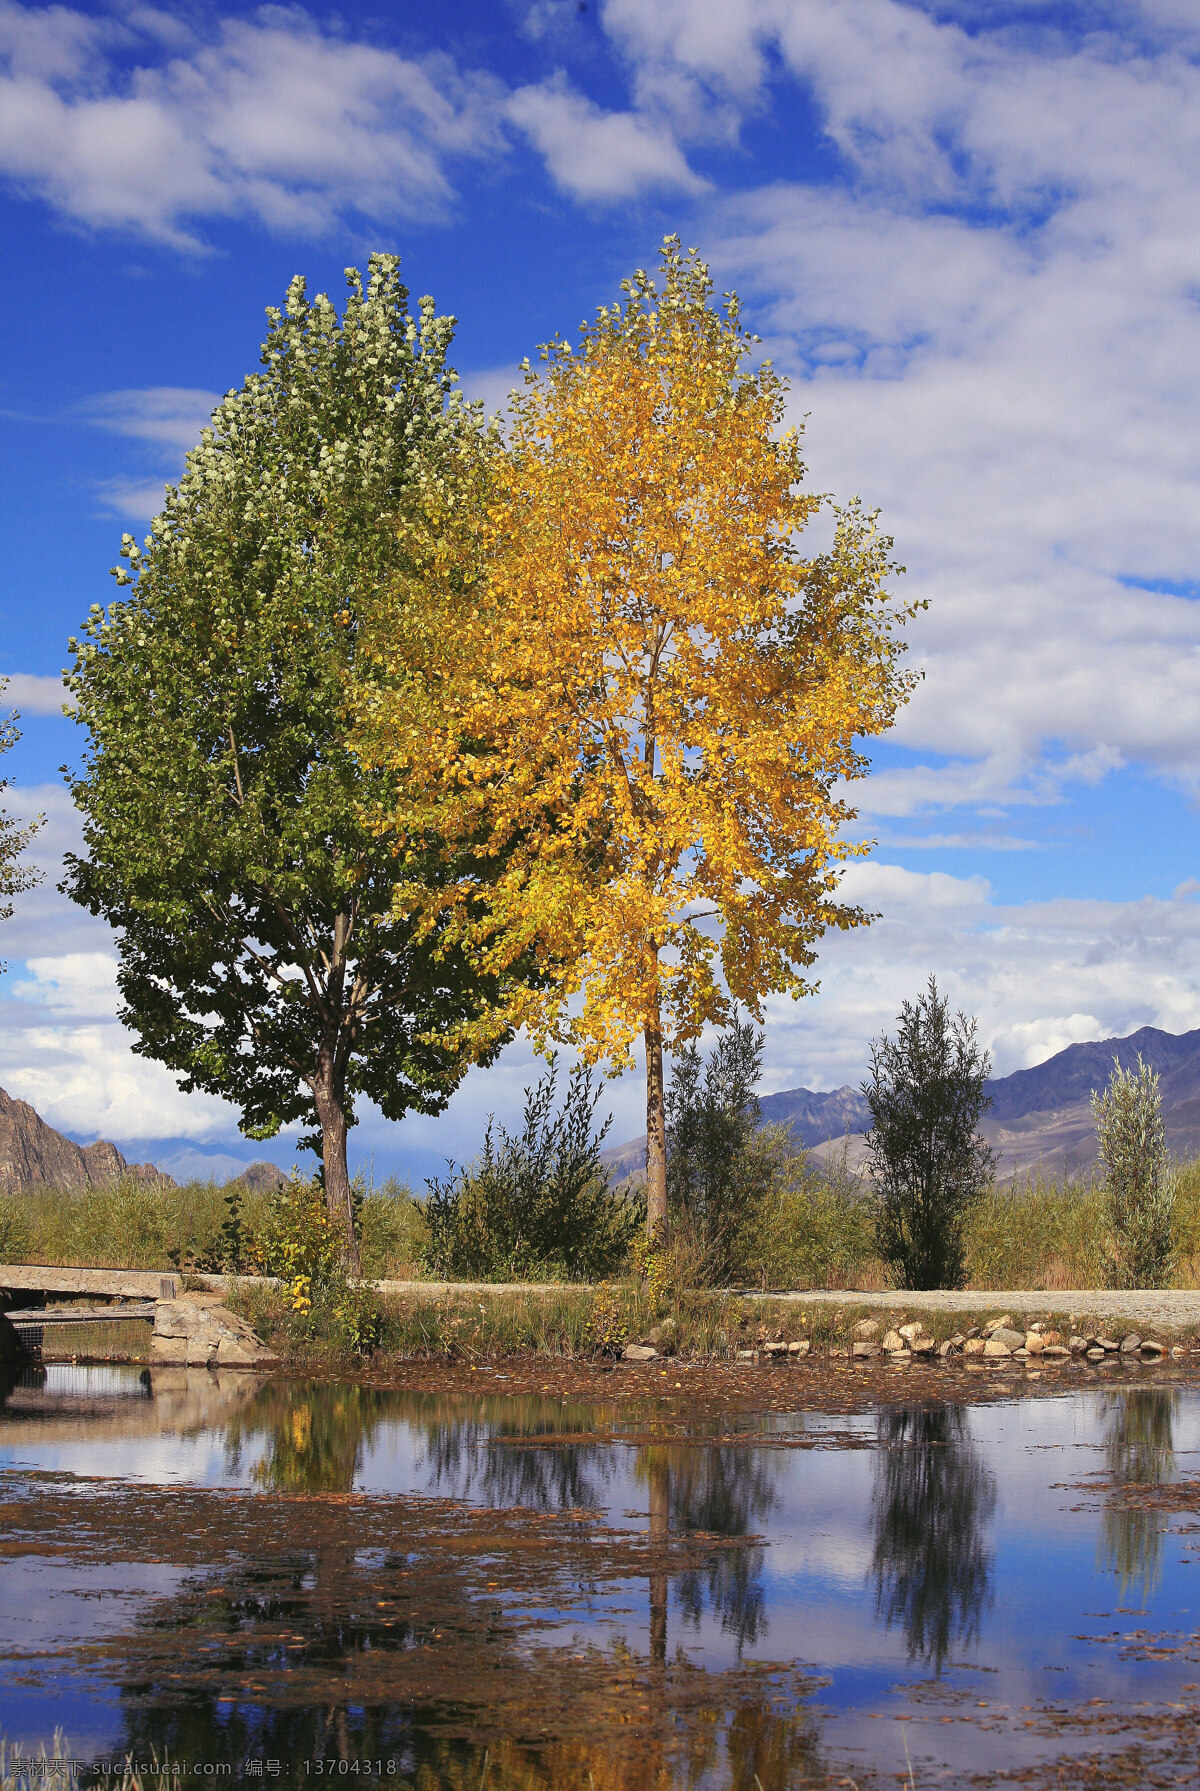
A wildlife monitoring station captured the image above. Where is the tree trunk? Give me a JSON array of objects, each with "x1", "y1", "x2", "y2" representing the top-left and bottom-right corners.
[
  {"x1": 645, "y1": 994, "x2": 668, "y2": 1241},
  {"x1": 313, "y1": 1059, "x2": 361, "y2": 1275}
]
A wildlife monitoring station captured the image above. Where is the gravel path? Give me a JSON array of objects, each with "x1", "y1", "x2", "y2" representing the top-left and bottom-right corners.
[{"x1": 739, "y1": 1287, "x2": 1200, "y2": 1331}]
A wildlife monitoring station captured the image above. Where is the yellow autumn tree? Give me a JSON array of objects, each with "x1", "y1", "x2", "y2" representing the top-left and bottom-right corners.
[{"x1": 360, "y1": 240, "x2": 920, "y2": 1236}]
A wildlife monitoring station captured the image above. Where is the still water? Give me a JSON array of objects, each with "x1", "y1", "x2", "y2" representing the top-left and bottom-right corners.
[{"x1": 1, "y1": 1364, "x2": 1199, "y2": 1788}]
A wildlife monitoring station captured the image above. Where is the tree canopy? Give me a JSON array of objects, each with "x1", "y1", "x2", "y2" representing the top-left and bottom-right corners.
[
  {"x1": 864, "y1": 976, "x2": 994, "y2": 1290},
  {"x1": 64, "y1": 257, "x2": 511, "y2": 1267},
  {"x1": 0, "y1": 679, "x2": 43, "y2": 966},
  {"x1": 360, "y1": 239, "x2": 920, "y2": 1233}
]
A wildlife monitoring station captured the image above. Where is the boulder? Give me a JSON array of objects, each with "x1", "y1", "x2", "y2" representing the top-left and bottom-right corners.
[
  {"x1": 887, "y1": 1349, "x2": 912, "y2": 1364},
  {"x1": 983, "y1": 1315, "x2": 1014, "y2": 1337},
  {"x1": 1140, "y1": 1340, "x2": 1165, "y2": 1357},
  {"x1": 151, "y1": 1298, "x2": 277, "y2": 1370},
  {"x1": 1095, "y1": 1337, "x2": 1120, "y2": 1353},
  {"x1": 622, "y1": 1343, "x2": 658, "y2": 1363},
  {"x1": 988, "y1": 1327, "x2": 1026, "y2": 1352},
  {"x1": 647, "y1": 1319, "x2": 678, "y2": 1354},
  {"x1": 912, "y1": 1336, "x2": 937, "y2": 1355},
  {"x1": 1068, "y1": 1335, "x2": 1088, "y2": 1354},
  {"x1": 1024, "y1": 1332, "x2": 1045, "y2": 1355},
  {"x1": 1041, "y1": 1344, "x2": 1070, "y2": 1358},
  {"x1": 898, "y1": 1321, "x2": 925, "y2": 1343},
  {"x1": 1042, "y1": 1330, "x2": 1063, "y2": 1346},
  {"x1": 881, "y1": 1330, "x2": 905, "y2": 1352},
  {"x1": 1086, "y1": 1347, "x2": 1106, "y2": 1361},
  {"x1": 853, "y1": 1319, "x2": 882, "y2": 1342},
  {"x1": 1119, "y1": 1333, "x2": 1142, "y2": 1354},
  {"x1": 762, "y1": 1339, "x2": 788, "y2": 1357},
  {"x1": 963, "y1": 1338, "x2": 986, "y2": 1356},
  {"x1": 788, "y1": 1339, "x2": 811, "y2": 1357},
  {"x1": 735, "y1": 1347, "x2": 758, "y2": 1362},
  {"x1": 983, "y1": 1339, "x2": 1012, "y2": 1357},
  {"x1": 852, "y1": 1341, "x2": 881, "y2": 1359}
]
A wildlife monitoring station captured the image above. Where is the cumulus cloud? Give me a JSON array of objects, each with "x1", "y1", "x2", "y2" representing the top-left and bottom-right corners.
[
  {"x1": 758, "y1": 861, "x2": 1200, "y2": 1092},
  {"x1": 506, "y1": 74, "x2": 706, "y2": 199},
  {"x1": 1, "y1": 673, "x2": 71, "y2": 715},
  {"x1": 0, "y1": 2, "x2": 507, "y2": 246},
  {"x1": 610, "y1": 0, "x2": 1200, "y2": 813}
]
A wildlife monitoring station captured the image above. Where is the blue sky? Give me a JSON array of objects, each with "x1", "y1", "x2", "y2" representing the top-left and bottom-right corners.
[{"x1": 3, "y1": 0, "x2": 1200, "y2": 1183}]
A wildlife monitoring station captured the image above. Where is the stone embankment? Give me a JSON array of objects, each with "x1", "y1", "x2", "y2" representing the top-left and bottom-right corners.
[{"x1": 150, "y1": 1293, "x2": 279, "y2": 1369}]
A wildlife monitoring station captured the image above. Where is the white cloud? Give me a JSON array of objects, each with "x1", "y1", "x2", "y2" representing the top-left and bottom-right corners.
[
  {"x1": 81, "y1": 386, "x2": 219, "y2": 449},
  {"x1": 506, "y1": 74, "x2": 707, "y2": 200},
  {"x1": 1, "y1": 673, "x2": 71, "y2": 715},
  {"x1": 0, "y1": 3, "x2": 507, "y2": 247},
  {"x1": 758, "y1": 860, "x2": 1200, "y2": 1090}
]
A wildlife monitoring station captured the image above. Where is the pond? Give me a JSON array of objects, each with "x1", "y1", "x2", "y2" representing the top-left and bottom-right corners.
[{"x1": 1, "y1": 1363, "x2": 1199, "y2": 1788}]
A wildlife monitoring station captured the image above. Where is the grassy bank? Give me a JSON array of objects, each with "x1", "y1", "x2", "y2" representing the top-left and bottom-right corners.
[
  {"x1": 224, "y1": 1277, "x2": 1200, "y2": 1375},
  {"x1": 5, "y1": 1157, "x2": 1200, "y2": 1295}
]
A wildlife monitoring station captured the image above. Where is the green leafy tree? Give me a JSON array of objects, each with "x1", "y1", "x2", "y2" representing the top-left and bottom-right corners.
[
  {"x1": 1092, "y1": 1053, "x2": 1176, "y2": 1289},
  {"x1": 665, "y1": 1014, "x2": 783, "y2": 1284},
  {"x1": 864, "y1": 976, "x2": 994, "y2": 1290},
  {"x1": 0, "y1": 679, "x2": 43, "y2": 965},
  {"x1": 63, "y1": 258, "x2": 509, "y2": 1271}
]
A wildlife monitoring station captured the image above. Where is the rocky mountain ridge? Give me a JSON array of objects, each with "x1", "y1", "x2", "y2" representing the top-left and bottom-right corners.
[
  {"x1": 0, "y1": 1086, "x2": 285, "y2": 1194},
  {"x1": 601, "y1": 1022, "x2": 1200, "y2": 1185}
]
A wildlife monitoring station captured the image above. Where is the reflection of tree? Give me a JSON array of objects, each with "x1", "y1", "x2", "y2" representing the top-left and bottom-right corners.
[
  {"x1": 223, "y1": 1381, "x2": 381, "y2": 1493},
  {"x1": 870, "y1": 1403, "x2": 996, "y2": 1671},
  {"x1": 1100, "y1": 1388, "x2": 1179, "y2": 1604},
  {"x1": 412, "y1": 1392, "x2": 614, "y2": 1512}
]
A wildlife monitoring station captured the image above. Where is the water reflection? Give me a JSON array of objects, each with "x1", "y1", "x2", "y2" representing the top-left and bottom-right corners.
[
  {"x1": 869, "y1": 1403, "x2": 996, "y2": 1670},
  {"x1": 1099, "y1": 1387, "x2": 1180, "y2": 1603}
]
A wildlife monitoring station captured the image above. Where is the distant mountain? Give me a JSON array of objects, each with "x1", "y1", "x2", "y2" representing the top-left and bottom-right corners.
[
  {"x1": 0, "y1": 1086, "x2": 173, "y2": 1194},
  {"x1": 601, "y1": 1023, "x2": 1200, "y2": 1186}
]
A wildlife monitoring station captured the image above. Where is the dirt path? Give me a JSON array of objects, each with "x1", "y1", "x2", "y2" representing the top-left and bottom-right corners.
[{"x1": 740, "y1": 1286, "x2": 1200, "y2": 1330}]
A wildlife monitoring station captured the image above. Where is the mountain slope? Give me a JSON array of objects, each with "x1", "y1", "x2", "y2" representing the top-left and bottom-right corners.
[{"x1": 601, "y1": 1023, "x2": 1200, "y2": 1184}]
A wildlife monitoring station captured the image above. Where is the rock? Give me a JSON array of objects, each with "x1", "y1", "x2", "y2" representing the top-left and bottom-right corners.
[
  {"x1": 964, "y1": 1327, "x2": 981, "y2": 1340},
  {"x1": 1171, "y1": 1345, "x2": 1185, "y2": 1359},
  {"x1": 983, "y1": 1314, "x2": 1013, "y2": 1337},
  {"x1": 938, "y1": 1340, "x2": 955, "y2": 1358},
  {"x1": 897, "y1": 1321, "x2": 925, "y2": 1343},
  {"x1": 852, "y1": 1341, "x2": 881, "y2": 1358},
  {"x1": 1041, "y1": 1344, "x2": 1070, "y2": 1358},
  {"x1": 1042, "y1": 1330, "x2": 1063, "y2": 1346},
  {"x1": 853, "y1": 1319, "x2": 882, "y2": 1341},
  {"x1": 911, "y1": 1336, "x2": 937, "y2": 1355},
  {"x1": 989, "y1": 1327, "x2": 1026, "y2": 1352},
  {"x1": 647, "y1": 1319, "x2": 678, "y2": 1354},
  {"x1": 1068, "y1": 1335, "x2": 1088, "y2": 1354},
  {"x1": 881, "y1": 1330, "x2": 905, "y2": 1352},
  {"x1": 151, "y1": 1298, "x2": 277, "y2": 1370},
  {"x1": 1119, "y1": 1333, "x2": 1142, "y2": 1354},
  {"x1": 735, "y1": 1347, "x2": 758, "y2": 1362},
  {"x1": 762, "y1": 1339, "x2": 788, "y2": 1356},
  {"x1": 828, "y1": 1347, "x2": 849, "y2": 1359},
  {"x1": 1095, "y1": 1337, "x2": 1120, "y2": 1353},
  {"x1": 963, "y1": 1337, "x2": 986, "y2": 1356},
  {"x1": 230, "y1": 1161, "x2": 287, "y2": 1192},
  {"x1": 1140, "y1": 1340, "x2": 1164, "y2": 1356},
  {"x1": 1013, "y1": 1348, "x2": 1029, "y2": 1358},
  {"x1": 887, "y1": 1349, "x2": 912, "y2": 1364},
  {"x1": 983, "y1": 1339, "x2": 1012, "y2": 1357},
  {"x1": 949, "y1": 1333, "x2": 966, "y2": 1348},
  {"x1": 788, "y1": 1339, "x2": 811, "y2": 1357},
  {"x1": 1086, "y1": 1347, "x2": 1106, "y2": 1361},
  {"x1": 1028, "y1": 1321, "x2": 1045, "y2": 1334},
  {"x1": 1024, "y1": 1332, "x2": 1045, "y2": 1354},
  {"x1": 622, "y1": 1343, "x2": 658, "y2": 1362}
]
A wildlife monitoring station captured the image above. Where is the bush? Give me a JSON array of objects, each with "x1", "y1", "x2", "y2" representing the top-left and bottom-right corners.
[
  {"x1": 358, "y1": 1179, "x2": 428, "y2": 1279},
  {"x1": 422, "y1": 1060, "x2": 641, "y2": 1281},
  {"x1": 665, "y1": 1014, "x2": 776, "y2": 1285},
  {"x1": 865, "y1": 976, "x2": 994, "y2": 1291},
  {"x1": 751, "y1": 1148, "x2": 880, "y2": 1290},
  {"x1": 1092, "y1": 1054, "x2": 1176, "y2": 1289}
]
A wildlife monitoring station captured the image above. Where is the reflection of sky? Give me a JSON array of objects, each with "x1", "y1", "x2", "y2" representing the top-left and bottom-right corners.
[{"x1": 4, "y1": 1374, "x2": 1200, "y2": 1777}]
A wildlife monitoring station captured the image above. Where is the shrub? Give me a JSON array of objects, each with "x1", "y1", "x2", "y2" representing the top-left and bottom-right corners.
[
  {"x1": 865, "y1": 976, "x2": 994, "y2": 1291},
  {"x1": 0, "y1": 1194, "x2": 29, "y2": 1261},
  {"x1": 422, "y1": 1060, "x2": 641, "y2": 1281},
  {"x1": 1092, "y1": 1053, "x2": 1176, "y2": 1289},
  {"x1": 751, "y1": 1148, "x2": 880, "y2": 1291},
  {"x1": 665, "y1": 1013, "x2": 776, "y2": 1285}
]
